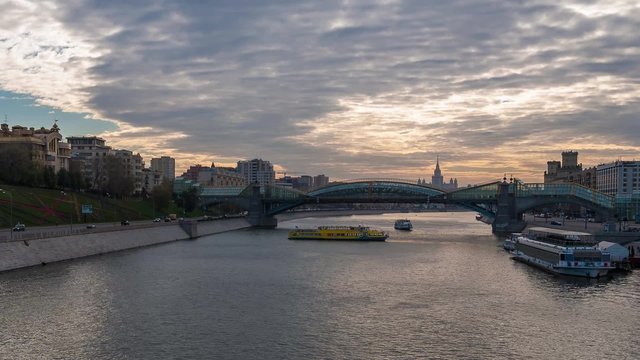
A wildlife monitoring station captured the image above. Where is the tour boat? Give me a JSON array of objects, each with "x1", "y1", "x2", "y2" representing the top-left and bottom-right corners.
[
  {"x1": 394, "y1": 219, "x2": 413, "y2": 231},
  {"x1": 510, "y1": 227, "x2": 615, "y2": 278},
  {"x1": 503, "y1": 233, "x2": 520, "y2": 251},
  {"x1": 288, "y1": 226, "x2": 388, "y2": 241}
]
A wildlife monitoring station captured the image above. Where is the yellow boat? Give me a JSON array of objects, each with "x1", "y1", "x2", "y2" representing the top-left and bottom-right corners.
[{"x1": 288, "y1": 226, "x2": 388, "y2": 241}]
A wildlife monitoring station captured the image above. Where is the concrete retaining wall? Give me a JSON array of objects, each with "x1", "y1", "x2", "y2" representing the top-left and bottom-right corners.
[{"x1": 0, "y1": 218, "x2": 251, "y2": 272}]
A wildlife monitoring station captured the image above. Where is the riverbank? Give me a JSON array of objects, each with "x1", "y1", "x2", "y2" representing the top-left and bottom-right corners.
[
  {"x1": 523, "y1": 214, "x2": 640, "y2": 244},
  {"x1": 0, "y1": 218, "x2": 250, "y2": 272}
]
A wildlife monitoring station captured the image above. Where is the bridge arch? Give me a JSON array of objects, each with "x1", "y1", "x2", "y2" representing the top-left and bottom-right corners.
[{"x1": 308, "y1": 179, "x2": 445, "y2": 199}]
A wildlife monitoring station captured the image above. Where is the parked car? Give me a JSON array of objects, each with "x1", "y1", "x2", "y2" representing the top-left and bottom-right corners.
[
  {"x1": 549, "y1": 220, "x2": 562, "y2": 226},
  {"x1": 12, "y1": 223, "x2": 25, "y2": 231},
  {"x1": 164, "y1": 217, "x2": 171, "y2": 222},
  {"x1": 120, "y1": 220, "x2": 130, "y2": 226},
  {"x1": 153, "y1": 218, "x2": 161, "y2": 222}
]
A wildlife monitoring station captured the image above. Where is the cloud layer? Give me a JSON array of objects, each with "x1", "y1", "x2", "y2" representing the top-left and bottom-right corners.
[{"x1": 1, "y1": 0, "x2": 640, "y2": 183}]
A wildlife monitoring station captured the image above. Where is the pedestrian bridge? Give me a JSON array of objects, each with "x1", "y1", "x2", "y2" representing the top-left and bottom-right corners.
[{"x1": 199, "y1": 179, "x2": 622, "y2": 232}]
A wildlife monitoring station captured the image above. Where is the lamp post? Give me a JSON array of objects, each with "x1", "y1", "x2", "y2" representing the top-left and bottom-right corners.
[
  {"x1": 0, "y1": 189, "x2": 13, "y2": 241},
  {"x1": 61, "y1": 191, "x2": 72, "y2": 234}
]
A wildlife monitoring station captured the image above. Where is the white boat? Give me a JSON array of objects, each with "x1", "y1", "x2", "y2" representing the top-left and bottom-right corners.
[
  {"x1": 503, "y1": 233, "x2": 520, "y2": 251},
  {"x1": 511, "y1": 227, "x2": 615, "y2": 278},
  {"x1": 394, "y1": 219, "x2": 413, "y2": 231}
]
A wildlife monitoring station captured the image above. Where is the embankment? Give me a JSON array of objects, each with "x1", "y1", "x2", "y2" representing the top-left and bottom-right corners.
[{"x1": 0, "y1": 218, "x2": 250, "y2": 272}]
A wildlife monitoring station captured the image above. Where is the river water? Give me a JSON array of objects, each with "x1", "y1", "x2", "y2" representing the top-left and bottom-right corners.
[{"x1": 1, "y1": 212, "x2": 639, "y2": 359}]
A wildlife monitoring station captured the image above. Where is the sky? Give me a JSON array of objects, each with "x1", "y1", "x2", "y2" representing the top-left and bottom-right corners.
[{"x1": 1, "y1": 0, "x2": 640, "y2": 185}]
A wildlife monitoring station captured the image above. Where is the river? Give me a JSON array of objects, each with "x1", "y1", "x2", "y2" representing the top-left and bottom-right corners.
[{"x1": 1, "y1": 212, "x2": 638, "y2": 359}]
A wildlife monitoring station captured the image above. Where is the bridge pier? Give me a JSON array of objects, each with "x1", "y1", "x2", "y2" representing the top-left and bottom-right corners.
[
  {"x1": 492, "y1": 180, "x2": 526, "y2": 234},
  {"x1": 247, "y1": 184, "x2": 278, "y2": 228}
]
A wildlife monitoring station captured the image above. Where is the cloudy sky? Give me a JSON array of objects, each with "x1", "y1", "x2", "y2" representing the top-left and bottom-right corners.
[{"x1": 1, "y1": 0, "x2": 639, "y2": 184}]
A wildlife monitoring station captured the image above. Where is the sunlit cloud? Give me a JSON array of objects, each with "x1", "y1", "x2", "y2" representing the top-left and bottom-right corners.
[{"x1": 1, "y1": 0, "x2": 640, "y2": 184}]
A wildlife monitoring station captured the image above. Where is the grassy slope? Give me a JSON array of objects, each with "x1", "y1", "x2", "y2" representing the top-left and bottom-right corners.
[{"x1": 0, "y1": 184, "x2": 194, "y2": 227}]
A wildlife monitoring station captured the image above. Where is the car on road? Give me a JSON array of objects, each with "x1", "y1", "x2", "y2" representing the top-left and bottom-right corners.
[
  {"x1": 164, "y1": 217, "x2": 171, "y2": 222},
  {"x1": 120, "y1": 220, "x2": 130, "y2": 226},
  {"x1": 549, "y1": 220, "x2": 562, "y2": 226},
  {"x1": 86, "y1": 224, "x2": 96, "y2": 229},
  {"x1": 153, "y1": 218, "x2": 161, "y2": 222},
  {"x1": 12, "y1": 223, "x2": 25, "y2": 231}
]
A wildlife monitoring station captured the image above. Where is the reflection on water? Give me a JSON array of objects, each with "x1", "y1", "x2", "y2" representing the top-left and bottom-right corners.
[{"x1": 1, "y1": 212, "x2": 639, "y2": 359}]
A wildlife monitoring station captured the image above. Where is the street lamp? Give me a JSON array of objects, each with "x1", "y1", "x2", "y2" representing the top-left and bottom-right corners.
[
  {"x1": 0, "y1": 189, "x2": 13, "y2": 241},
  {"x1": 61, "y1": 191, "x2": 72, "y2": 234}
]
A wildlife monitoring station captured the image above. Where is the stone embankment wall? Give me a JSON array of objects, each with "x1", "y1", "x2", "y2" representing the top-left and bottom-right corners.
[{"x1": 0, "y1": 218, "x2": 250, "y2": 272}]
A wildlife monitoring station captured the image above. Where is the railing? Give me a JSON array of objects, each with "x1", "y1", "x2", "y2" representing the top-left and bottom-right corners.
[
  {"x1": 516, "y1": 183, "x2": 615, "y2": 209},
  {"x1": 308, "y1": 181, "x2": 444, "y2": 198},
  {"x1": 446, "y1": 182, "x2": 501, "y2": 200}
]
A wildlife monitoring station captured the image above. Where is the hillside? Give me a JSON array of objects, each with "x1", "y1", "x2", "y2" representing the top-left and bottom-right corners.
[{"x1": 0, "y1": 185, "x2": 186, "y2": 227}]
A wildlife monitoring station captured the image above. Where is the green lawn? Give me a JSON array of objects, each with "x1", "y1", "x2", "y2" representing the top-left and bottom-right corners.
[{"x1": 0, "y1": 185, "x2": 199, "y2": 227}]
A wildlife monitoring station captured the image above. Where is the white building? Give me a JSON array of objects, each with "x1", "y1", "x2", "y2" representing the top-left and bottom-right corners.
[
  {"x1": 236, "y1": 158, "x2": 275, "y2": 186},
  {"x1": 597, "y1": 241, "x2": 629, "y2": 262},
  {"x1": 67, "y1": 136, "x2": 112, "y2": 188},
  {"x1": 150, "y1": 156, "x2": 176, "y2": 181},
  {"x1": 596, "y1": 160, "x2": 640, "y2": 196}
]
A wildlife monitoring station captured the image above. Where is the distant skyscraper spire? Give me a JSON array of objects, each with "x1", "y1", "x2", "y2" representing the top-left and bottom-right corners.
[{"x1": 432, "y1": 156, "x2": 444, "y2": 186}]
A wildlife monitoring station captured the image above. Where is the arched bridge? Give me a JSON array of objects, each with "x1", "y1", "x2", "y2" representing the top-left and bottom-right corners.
[{"x1": 199, "y1": 179, "x2": 620, "y2": 233}]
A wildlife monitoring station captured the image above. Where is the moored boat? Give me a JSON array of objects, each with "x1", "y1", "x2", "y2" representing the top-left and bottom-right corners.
[
  {"x1": 288, "y1": 226, "x2": 388, "y2": 241},
  {"x1": 394, "y1": 219, "x2": 413, "y2": 231},
  {"x1": 511, "y1": 227, "x2": 615, "y2": 278},
  {"x1": 503, "y1": 233, "x2": 520, "y2": 251}
]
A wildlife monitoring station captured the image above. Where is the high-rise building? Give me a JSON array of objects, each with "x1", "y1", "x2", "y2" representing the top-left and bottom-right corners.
[
  {"x1": 67, "y1": 135, "x2": 112, "y2": 188},
  {"x1": 236, "y1": 159, "x2": 275, "y2": 186},
  {"x1": 313, "y1": 174, "x2": 329, "y2": 189},
  {"x1": 428, "y1": 157, "x2": 457, "y2": 190},
  {"x1": 0, "y1": 121, "x2": 70, "y2": 172},
  {"x1": 150, "y1": 156, "x2": 175, "y2": 181}
]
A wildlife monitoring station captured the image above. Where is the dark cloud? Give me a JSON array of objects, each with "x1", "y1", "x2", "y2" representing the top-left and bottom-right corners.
[{"x1": 27, "y1": 0, "x2": 640, "y2": 182}]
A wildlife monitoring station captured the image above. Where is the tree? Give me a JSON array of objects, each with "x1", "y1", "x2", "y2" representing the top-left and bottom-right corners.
[
  {"x1": 43, "y1": 166, "x2": 56, "y2": 189},
  {"x1": 180, "y1": 187, "x2": 199, "y2": 213},
  {"x1": 0, "y1": 143, "x2": 40, "y2": 186},
  {"x1": 151, "y1": 181, "x2": 173, "y2": 213},
  {"x1": 103, "y1": 155, "x2": 134, "y2": 198},
  {"x1": 57, "y1": 168, "x2": 71, "y2": 189}
]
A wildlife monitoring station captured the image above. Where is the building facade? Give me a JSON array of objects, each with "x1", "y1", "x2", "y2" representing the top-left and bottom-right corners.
[
  {"x1": 67, "y1": 136, "x2": 112, "y2": 189},
  {"x1": 113, "y1": 149, "x2": 144, "y2": 194},
  {"x1": 0, "y1": 122, "x2": 70, "y2": 172},
  {"x1": 142, "y1": 168, "x2": 164, "y2": 192},
  {"x1": 419, "y1": 157, "x2": 457, "y2": 190},
  {"x1": 313, "y1": 174, "x2": 330, "y2": 189},
  {"x1": 197, "y1": 165, "x2": 246, "y2": 188},
  {"x1": 150, "y1": 156, "x2": 175, "y2": 181},
  {"x1": 236, "y1": 158, "x2": 275, "y2": 186},
  {"x1": 596, "y1": 161, "x2": 640, "y2": 196},
  {"x1": 544, "y1": 151, "x2": 597, "y2": 189}
]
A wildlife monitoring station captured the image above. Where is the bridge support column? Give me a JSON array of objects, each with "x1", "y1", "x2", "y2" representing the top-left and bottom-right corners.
[
  {"x1": 247, "y1": 184, "x2": 278, "y2": 228},
  {"x1": 492, "y1": 180, "x2": 526, "y2": 234}
]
